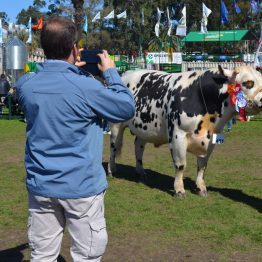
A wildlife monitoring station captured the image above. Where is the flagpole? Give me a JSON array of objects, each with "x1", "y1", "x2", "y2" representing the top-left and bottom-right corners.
[
  {"x1": 85, "y1": 13, "x2": 88, "y2": 47},
  {"x1": 219, "y1": 1, "x2": 221, "y2": 54},
  {"x1": 233, "y1": 1, "x2": 235, "y2": 59}
]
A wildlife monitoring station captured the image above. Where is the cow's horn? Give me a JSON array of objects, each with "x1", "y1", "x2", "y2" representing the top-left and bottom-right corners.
[
  {"x1": 234, "y1": 67, "x2": 240, "y2": 74},
  {"x1": 218, "y1": 65, "x2": 231, "y2": 78}
]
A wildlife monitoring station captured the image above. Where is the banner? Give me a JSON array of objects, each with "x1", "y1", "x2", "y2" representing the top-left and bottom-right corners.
[
  {"x1": 26, "y1": 17, "x2": 32, "y2": 44},
  {"x1": 92, "y1": 12, "x2": 101, "y2": 22},
  {"x1": 146, "y1": 52, "x2": 182, "y2": 64},
  {"x1": 83, "y1": 15, "x2": 88, "y2": 33},
  {"x1": 32, "y1": 18, "x2": 43, "y2": 30},
  {"x1": 220, "y1": 0, "x2": 229, "y2": 25},
  {"x1": 155, "y1": 7, "x2": 164, "y2": 37},
  {"x1": 116, "y1": 10, "x2": 127, "y2": 19},
  {"x1": 233, "y1": 0, "x2": 241, "y2": 14},
  {"x1": 104, "y1": 10, "x2": 114, "y2": 20},
  {"x1": 0, "y1": 19, "x2": 3, "y2": 44},
  {"x1": 201, "y1": 3, "x2": 212, "y2": 33},
  {"x1": 167, "y1": 7, "x2": 172, "y2": 36},
  {"x1": 176, "y1": 6, "x2": 186, "y2": 36},
  {"x1": 141, "y1": 9, "x2": 145, "y2": 26},
  {"x1": 254, "y1": 23, "x2": 262, "y2": 68}
]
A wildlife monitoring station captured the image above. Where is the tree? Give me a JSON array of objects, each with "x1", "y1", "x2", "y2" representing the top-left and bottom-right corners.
[
  {"x1": 71, "y1": 0, "x2": 84, "y2": 39},
  {"x1": 106, "y1": 0, "x2": 179, "y2": 52},
  {"x1": 12, "y1": 0, "x2": 262, "y2": 55},
  {"x1": 0, "y1": 12, "x2": 9, "y2": 25}
]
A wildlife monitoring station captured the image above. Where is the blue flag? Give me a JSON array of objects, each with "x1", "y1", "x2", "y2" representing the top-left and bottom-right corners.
[
  {"x1": 233, "y1": 0, "x2": 241, "y2": 14},
  {"x1": 221, "y1": 0, "x2": 229, "y2": 25},
  {"x1": 83, "y1": 15, "x2": 88, "y2": 33},
  {"x1": 250, "y1": 0, "x2": 259, "y2": 13}
]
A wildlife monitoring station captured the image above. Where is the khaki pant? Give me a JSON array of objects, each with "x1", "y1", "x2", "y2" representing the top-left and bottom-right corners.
[{"x1": 28, "y1": 191, "x2": 108, "y2": 262}]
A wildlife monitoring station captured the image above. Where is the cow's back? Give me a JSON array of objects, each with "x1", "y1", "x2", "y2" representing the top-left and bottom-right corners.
[{"x1": 122, "y1": 70, "x2": 177, "y2": 144}]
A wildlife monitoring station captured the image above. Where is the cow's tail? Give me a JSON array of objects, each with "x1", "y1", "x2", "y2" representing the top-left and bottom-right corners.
[{"x1": 110, "y1": 123, "x2": 126, "y2": 157}]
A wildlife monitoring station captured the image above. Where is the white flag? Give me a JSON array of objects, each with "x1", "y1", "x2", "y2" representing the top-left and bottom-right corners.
[
  {"x1": 155, "y1": 23, "x2": 160, "y2": 37},
  {"x1": 0, "y1": 19, "x2": 3, "y2": 44},
  {"x1": 116, "y1": 10, "x2": 127, "y2": 19},
  {"x1": 176, "y1": 6, "x2": 187, "y2": 36},
  {"x1": 201, "y1": 3, "x2": 212, "y2": 33},
  {"x1": 92, "y1": 11, "x2": 101, "y2": 22},
  {"x1": 26, "y1": 17, "x2": 32, "y2": 44},
  {"x1": 104, "y1": 10, "x2": 114, "y2": 20},
  {"x1": 8, "y1": 22, "x2": 14, "y2": 33},
  {"x1": 141, "y1": 8, "x2": 145, "y2": 25},
  {"x1": 167, "y1": 7, "x2": 172, "y2": 36},
  {"x1": 157, "y1": 7, "x2": 164, "y2": 22},
  {"x1": 155, "y1": 7, "x2": 164, "y2": 37}
]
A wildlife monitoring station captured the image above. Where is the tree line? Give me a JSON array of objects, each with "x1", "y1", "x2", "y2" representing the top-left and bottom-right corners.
[{"x1": 0, "y1": 0, "x2": 261, "y2": 54}]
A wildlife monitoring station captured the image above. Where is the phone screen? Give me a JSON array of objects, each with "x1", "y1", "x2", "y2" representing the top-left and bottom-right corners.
[{"x1": 80, "y1": 50, "x2": 103, "y2": 76}]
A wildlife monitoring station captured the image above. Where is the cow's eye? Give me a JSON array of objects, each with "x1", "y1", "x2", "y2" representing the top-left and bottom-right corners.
[{"x1": 242, "y1": 80, "x2": 254, "y2": 89}]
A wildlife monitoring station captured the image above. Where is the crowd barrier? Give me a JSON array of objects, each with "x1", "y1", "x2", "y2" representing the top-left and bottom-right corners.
[
  {"x1": 115, "y1": 61, "x2": 255, "y2": 74},
  {"x1": 182, "y1": 61, "x2": 254, "y2": 71}
]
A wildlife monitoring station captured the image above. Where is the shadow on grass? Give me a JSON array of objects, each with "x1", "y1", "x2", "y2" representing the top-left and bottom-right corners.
[
  {"x1": 104, "y1": 162, "x2": 197, "y2": 197},
  {"x1": 184, "y1": 177, "x2": 262, "y2": 213},
  {"x1": 208, "y1": 186, "x2": 262, "y2": 213},
  {"x1": 0, "y1": 243, "x2": 66, "y2": 262},
  {"x1": 104, "y1": 163, "x2": 262, "y2": 213},
  {"x1": 0, "y1": 243, "x2": 27, "y2": 262}
]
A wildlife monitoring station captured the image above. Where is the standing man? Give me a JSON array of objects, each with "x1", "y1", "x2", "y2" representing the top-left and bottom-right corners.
[
  {"x1": 16, "y1": 16, "x2": 135, "y2": 262},
  {"x1": 0, "y1": 73, "x2": 10, "y2": 114}
]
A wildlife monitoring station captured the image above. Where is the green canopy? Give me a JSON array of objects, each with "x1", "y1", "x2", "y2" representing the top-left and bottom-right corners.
[{"x1": 182, "y1": 30, "x2": 254, "y2": 42}]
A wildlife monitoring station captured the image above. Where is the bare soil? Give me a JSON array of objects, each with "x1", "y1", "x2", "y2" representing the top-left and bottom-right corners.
[{"x1": 0, "y1": 228, "x2": 261, "y2": 262}]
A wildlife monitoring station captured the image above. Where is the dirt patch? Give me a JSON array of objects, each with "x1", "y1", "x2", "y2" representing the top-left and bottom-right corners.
[{"x1": 0, "y1": 229, "x2": 261, "y2": 262}]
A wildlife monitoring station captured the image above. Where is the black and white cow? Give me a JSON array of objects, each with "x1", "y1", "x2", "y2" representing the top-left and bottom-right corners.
[{"x1": 108, "y1": 65, "x2": 262, "y2": 197}]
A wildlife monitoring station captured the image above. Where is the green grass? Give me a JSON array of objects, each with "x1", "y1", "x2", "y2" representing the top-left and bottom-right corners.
[{"x1": 0, "y1": 117, "x2": 261, "y2": 261}]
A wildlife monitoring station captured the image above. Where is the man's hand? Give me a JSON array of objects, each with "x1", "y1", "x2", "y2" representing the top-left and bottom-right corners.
[
  {"x1": 75, "y1": 48, "x2": 86, "y2": 67},
  {"x1": 97, "y1": 50, "x2": 115, "y2": 72}
]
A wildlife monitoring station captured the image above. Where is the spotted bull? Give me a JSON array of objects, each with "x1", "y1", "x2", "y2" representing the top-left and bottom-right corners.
[{"x1": 108, "y1": 65, "x2": 262, "y2": 197}]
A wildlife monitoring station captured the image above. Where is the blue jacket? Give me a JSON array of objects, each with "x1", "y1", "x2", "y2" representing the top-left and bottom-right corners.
[{"x1": 16, "y1": 61, "x2": 135, "y2": 198}]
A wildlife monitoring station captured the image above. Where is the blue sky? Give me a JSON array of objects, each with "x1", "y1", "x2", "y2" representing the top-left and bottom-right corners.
[{"x1": 0, "y1": 0, "x2": 36, "y2": 22}]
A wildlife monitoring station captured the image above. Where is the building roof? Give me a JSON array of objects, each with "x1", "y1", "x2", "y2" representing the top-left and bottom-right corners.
[{"x1": 182, "y1": 30, "x2": 256, "y2": 42}]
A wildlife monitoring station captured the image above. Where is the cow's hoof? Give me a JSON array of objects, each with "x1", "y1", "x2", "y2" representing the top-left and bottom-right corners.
[
  {"x1": 198, "y1": 190, "x2": 208, "y2": 197},
  {"x1": 107, "y1": 172, "x2": 113, "y2": 177},
  {"x1": 175, "y1": 192, "x2": 186, "y2": 198}
]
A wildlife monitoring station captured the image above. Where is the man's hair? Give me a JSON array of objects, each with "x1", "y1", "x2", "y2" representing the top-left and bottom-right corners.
[{"x1": 41, "y1": 16, "x2": 78, "y2": 60}]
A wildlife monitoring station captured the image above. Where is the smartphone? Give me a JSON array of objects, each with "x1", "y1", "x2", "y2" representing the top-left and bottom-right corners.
[{"x1": 80, "y1": 50, "x2": 103, "y2": 76}]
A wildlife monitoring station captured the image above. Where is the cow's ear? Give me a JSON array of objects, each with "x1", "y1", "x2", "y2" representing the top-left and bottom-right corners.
[{"x1": 212, "y1": 65, "x2": 228, "y2": 84}]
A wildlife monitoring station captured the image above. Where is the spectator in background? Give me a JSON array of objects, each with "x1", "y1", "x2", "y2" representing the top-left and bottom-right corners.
[
  {"x1": 227, "y1": 116, "x2": 236, "y2": 132},
  {"x1": 0, "y1": 74, "x2": 11, "y2": 114},
  {"x1": 16, "y1": 16, "x2": 135, "y2": 262}
]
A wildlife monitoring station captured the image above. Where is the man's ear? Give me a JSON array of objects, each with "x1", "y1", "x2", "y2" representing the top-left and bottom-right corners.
[{"x1": 72, "y1": 43, "x2": 78, "y2": 58}]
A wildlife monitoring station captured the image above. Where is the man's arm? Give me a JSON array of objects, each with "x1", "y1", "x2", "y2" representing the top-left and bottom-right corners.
[{"x1": 81, "y1": 50, "x2": 135, "y2": 122}]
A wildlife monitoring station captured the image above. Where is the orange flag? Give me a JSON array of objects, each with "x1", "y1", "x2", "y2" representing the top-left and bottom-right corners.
[{"x1": 32, "y1": 18, "x2": 43, "y2": 30}]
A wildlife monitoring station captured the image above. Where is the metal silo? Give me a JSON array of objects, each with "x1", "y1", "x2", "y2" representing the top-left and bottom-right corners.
[{"x1": 5, "y1": 36, "x2": 28, "y2": 86}]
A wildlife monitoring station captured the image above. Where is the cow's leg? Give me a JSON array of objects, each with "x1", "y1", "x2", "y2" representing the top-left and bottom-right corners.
[
  {"x1": 135, "y1": 137, "x2": 147, "y2": 179},
  {"x1": 170, "y1": 132, "x2": 187, "y2": 197},
  {"x1": 108, "y1": 123, "x2": 126, "y2": 176},
  {"x1": 196, "y1": 143, "x2": 215, "y2": 197}
]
